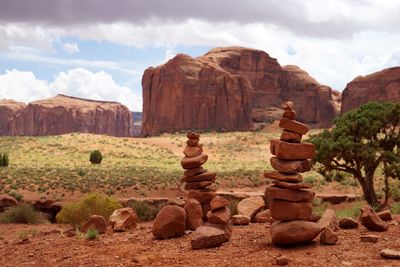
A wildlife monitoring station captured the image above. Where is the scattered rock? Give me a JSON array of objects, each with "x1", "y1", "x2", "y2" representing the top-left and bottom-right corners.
[
  {"x1": 231, "y1": 215, "x2": 250, "y2": 225},
  {"x1": 210, "y1": 196, "x2": 230, "y2": 211},
  {"x1": 377, "y1": 210, "x2": 392, "y2": 221},
  {"x1": 191, "y1": 226, "x2": 229, "y2": 250},
  {"x1": 269, "y1": 199, "x2": 312, "y2": 221},
  {"x1": 380, "y1": 249, "x2": 400, "y2": 259},
  {"x1": 254, "y1": 210, "x2": 272, "y2": 223},
  {"x1": 339, "y1": 217, "x2": 359, "y2": 229},
  {"x1": 309, "y1": 213, "x2": 321, "y2": 222},
  {"x1": 360, "y1": 234, "x2": 378, "y2": 243},
  {"x1": 320, "y1": 227, "x2": 338, "y2": 245},
  {"x1": 275, "y1": 255, "x2": 289, "y2": 265},
  {"x1": 109, "y1": 207, "x2": 138, "y2": 232},
  {"x1": 359, "y1": 205, "x2": 388, "y2": 232},
  {"x1": 237, "y1": 196, "x2": 266, "y2": 219},
  {"x1": 167, "y1": 197, "x2": 186, "y2": 207},
  {"x1": 82, "y1": 215, "x2": 107, "y2": 234},
  {"x1": 317, "y1": 209, "x2": 338, "y2": 231},
  {"x1": 184, "y1": 199, "x2": 203, "y2": 230},
  {"x1": 207, "y1": 206, "x2": 231, "y2": 225},
  {"x1": 152, "y1": 205, "x2": 186, "y2": 239},
  {"x1": 270, "y1": 220, "x2": 321, "y2": 246}
]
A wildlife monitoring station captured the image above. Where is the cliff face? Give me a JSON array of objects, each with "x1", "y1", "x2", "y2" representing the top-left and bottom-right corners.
[
  {"x1": 341, "y1": 67, "x2": 400, "y2": 114},
  {"x1": 0, "y1": 99, "x2": 26, "y2": 135},
  {"x1": 5, "y1": 94, "x2": 133, "y2": 137},
  {"x1": 142, "y1": 47, "x2": 341, "y2": 135}
]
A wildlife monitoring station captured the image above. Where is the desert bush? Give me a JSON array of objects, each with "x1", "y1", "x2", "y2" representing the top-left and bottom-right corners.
[
  {"x1": 85, "y1": 229, "x2": 99, "y2": 240},
  {"x1": 89, "y1": 150, "x2": 102, "y2": 164},
  {"x1": 335, "y1": 202, "x2": 363, "y2": 219},
  {"x1": 0, "y1": 203, "x2": 47, "y2": 224},
  {"x1": 0, "y1": 153, "x2": 9, "y2": 167},
  {"x1": 127, "y1": 200, "x2": 160, "y2": 222},
  {"x1": 56, "y1": 192, "x2": 121, "y2": 228},
  {"x1": 390, "y1": 202, "x2": 400, "y2": 214},
  {"x1": 389, "y1": 180, "x2": 400, "y2": 201},
  {"x1": 8, "y1": 191, "x2": 23, "y2": 201}
]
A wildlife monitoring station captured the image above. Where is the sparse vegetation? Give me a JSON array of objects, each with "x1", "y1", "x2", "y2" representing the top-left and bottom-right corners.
[
  {"x1": 90, "y1": 150, "x2": 103, "y2": 164},
  {"x1": 85, "y1": 229, "x2": 99, "y2": 240},
  {"x1": 56, "y1": 193, "x2": 121, "y2": 228},
  {"x1": 0, "y1": 203, "x2": 47, "y2": 224},
  {"x1": 335, "y1": 202, "x2": 363, "y2": 219},
  {"x1": 0, "y1": 153, "x2": 9, "y2": 167},
  {"x1": 127, "y1": 200, "x2": 160, "y2": 222}
]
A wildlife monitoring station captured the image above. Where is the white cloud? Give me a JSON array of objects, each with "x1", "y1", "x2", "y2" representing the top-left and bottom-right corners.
[
  {"x1": 62, "y1": 42, "x2": 79, "y2": 54},
  {"x1": 0, "y1": 68, "x2": 141, "y2": 111}
]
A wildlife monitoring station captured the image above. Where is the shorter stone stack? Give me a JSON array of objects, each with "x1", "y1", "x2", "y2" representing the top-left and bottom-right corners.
[
  {"x1": 181, "y1": 132, "x2": 217, "y2": 222},
  {"x1": 265, "y1": 101, "x2": 321, "y2": 246}
]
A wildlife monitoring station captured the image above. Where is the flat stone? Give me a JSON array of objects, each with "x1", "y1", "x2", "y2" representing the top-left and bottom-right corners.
[
  {"x1": 276, "y1": 255, "x2": 290, "y2": 265},
  {"x1": 265, "y1": 185, "x2": 314, "y2": 202},
  {"x1": 317, "y1": 194, "x2": 348, "y2": 204},
  {"x1": 264, "y1": 171, "x2": 303, "y2": 183},
  {"x1": 191, "y1": 226, "x2": 229, "y2": 250},
  {"x1": 270, "y1": 220, "x2": 321, "y2": 246},
  {"x1": 188, "y1": 190, "x2": 216, "y2": 204},
  {"x1": 272, "y1": 181, "x2": 312, "y2": 190},
  {"x1": 269, "y1": 199, "x2": 312, "y2": 221},
  {"x1": 153, "y1": 205, "x2": 186, "y2": 239},
  {"x1": 184, "y1": 180, "x2": 213, "y2": 190},
  {"x1": 320, "y1": 227, "x2": 338, "y2": 245},
  {"x1": 339, "y1": 217, "x2": 359, "y2": 229},
  {"x1": 82, "y1": 215, "x2": 107, "y2": 234},
  {"x1": 279, "y1": 118, "x2": 309, "y2": 135},
  {"x1": 270, "y1": 157, "x2": 311, "y2": 173},
  {"x1": 317, "y1": 209, "x2": 338, "y2": 231},
  {"x1": 210, "y1": 196, "x2": 230, "y2": 211},
  {"x1": 207, "y1": 206, "x2": 231, "y2": 225},
  {"x1": 280, "y1": 130, "x2": 301, "y2": 143},
  {"x1": 360, "y1": 205, "x2": 388, "y2": 232},
  {"x1": 270, "y1": 139, "x2": 315, "y2": 160},
  {"x1": 360, "y1": 234, "x2": 378, "y2": 243},
  {"x1": 231, "y1": 214, "x2": 250, "y2": 225},
  {"x1": 182, "y1": 171, "x2": 216, "y2": 183},
  {"x1": 185, "y1": 198, "x2": 203, "y2": 230},
  {"x1": 377, "y1": 210, "x2": 392, "y2": 221},
  {"x1": 109, "y1": 207, "x2": 138, "y2": 232},
  {"x1": 237, "y1": 196, "x2": 266, "y2": 219},
  {"x1": 181, "y1": 154, "x2": 208, "y2": 169},
  {"x1": 380, "y1": 249, "x2": 400, "y2": 259},
  {"x1": 183, "y1": 144, "x2": 203, "y2": 157},
  {"x1": 183, "y1": 167, "x2": 206, "y2": 177},
  {"x1": 254, "y1": 210, "x2": 273, "y2": 223}
]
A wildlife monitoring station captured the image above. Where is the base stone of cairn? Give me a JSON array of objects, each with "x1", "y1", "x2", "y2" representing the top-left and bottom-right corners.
[
  {"x1": 265, "y1": 101, "x2": 322, "y2": 246},
  {"x1": 180, "y1": 132, "x2": 231, "y2": 249}
]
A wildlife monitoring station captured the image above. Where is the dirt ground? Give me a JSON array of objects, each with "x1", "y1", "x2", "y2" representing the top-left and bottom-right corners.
[{"x1": 1, "y1": 219, "x2": 400, "y2": 267}]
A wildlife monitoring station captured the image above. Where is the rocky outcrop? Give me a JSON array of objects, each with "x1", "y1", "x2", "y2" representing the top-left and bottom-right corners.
[
  {"x1": 0, "y1": 99, "x2": 26, "y2": 135},
  {"x1": 341, "y1": 67, "x2": 400, "y2": 114},
  {"x1": 142, "y1": 47, "x2": 341, "y2": 135},
  {"x1": 5, "y1": 94, "x2": 133, "y2": 137}
]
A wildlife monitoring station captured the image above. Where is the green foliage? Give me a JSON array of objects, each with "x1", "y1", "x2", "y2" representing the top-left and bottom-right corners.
[
  {"x1": 389, "y1": 180, "x2": 400, "y2": 201},
  {"x1": 312, "y1": 198, "x2": 330, "y2": 216},
  {"x1": 8, "y1": 191, "x2": 23, "y2": 201},
  {"x1": 0, "y1": 203, "x2": 47, "y2": 224},
  {"x1": 85, "y1": 229, "x2": 99, "y2": 240},
  {"x1": 335, "y1": 202, "x2": 363, "y2": 219},
  {"x1": 56, "y1": 193, "x2": 121, "y2": 228},
  {"x1": 89, "y1": 150, "x2": 102, "y2": 164},
  {"x1": 0, "y1": 153, "x2": 9, "y2": 167},
  {"x1": 390, "y1": 202, "x2": 400, "y2": 214},
  {"x1": 127, "y1": 200, "x2": 160, "y2": 222},
  {"x1": 309, "y1": 102, "x2": 400, "y2": 208}
]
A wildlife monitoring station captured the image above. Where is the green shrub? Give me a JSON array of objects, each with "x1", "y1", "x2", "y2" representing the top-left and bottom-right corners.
[
  {"x1": 56, "y1": 193, "x2": 121, "y2": 228},
  {"x1": 8, "y1": 191, "x2": 23, "y2": 201},
  {"x1": 390, "y1": 180, "x2": 400, "y2": 201},
  {"x1": 0, "y1": 153, "x2": 9, "y2": 167},
  {"x1": 312, "y1": 198, "x2": 330, "y2": 216},
  {"x1": 0, "y1": 203, "x2": 47, "y2": 224},
  {"x1": 89, "y1": 150, "x2": 102, "y2": 164},
  {"x1": 390, "y1": 202, "x2": 400, "y2": 214},
  {"x1": 335, "y1": 202, "x2": 363, "y2": 219},
  {"x1": 85, "y1": 229, "x2": 99, "y2": 240},
  {"x1": 127, "y1": 200, "x2": 160, "y2": 222}
]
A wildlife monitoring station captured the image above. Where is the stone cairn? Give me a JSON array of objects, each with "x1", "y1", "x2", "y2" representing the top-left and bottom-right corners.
[
  {"x1": 181, "y1": 132, "x2": 231, "y2": 249},
  {"x1": 264, "y1": 101, "x2": 321, "y2": 246}
]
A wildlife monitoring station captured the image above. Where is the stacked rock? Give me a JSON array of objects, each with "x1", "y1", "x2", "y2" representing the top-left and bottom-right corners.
[
  {"x1": 181, "y1": 132, "x2": 217, "y2": 222},
  {"x1": 265, "y1": 101, "x2": 321, "y2": 246}
]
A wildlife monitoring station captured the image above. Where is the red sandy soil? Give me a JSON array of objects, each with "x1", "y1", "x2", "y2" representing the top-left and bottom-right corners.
[{"x1": 1, "y1": 219, "x2": 400, "y2": 267}]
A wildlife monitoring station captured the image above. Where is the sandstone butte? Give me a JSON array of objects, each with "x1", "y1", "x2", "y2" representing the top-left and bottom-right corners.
[
  {"x1": 141, "y1": 46, "x2": 342, "y2": 136},
  {"x1": 341, "y1": 66, "x2": 400, "y2": 114},
  {"x1": 0, "y1": 94, "x2": 133, "y2": 137}
]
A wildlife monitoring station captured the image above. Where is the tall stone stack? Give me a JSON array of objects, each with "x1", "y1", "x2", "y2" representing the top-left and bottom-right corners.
[
  {"x1": 265, "y1": 101, "x2": 322, "y2": 246},
  {"x1": 181, "y1": 132, "x2": 217, "y2": 222}
]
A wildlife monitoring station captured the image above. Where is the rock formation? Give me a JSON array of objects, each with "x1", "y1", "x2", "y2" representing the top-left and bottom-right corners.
[
  {"x1": 265, "y1": 101, "x2": 322, "y2": 246},
  {"x1": 0, "y1": 99, "x2": 26, "y2": 135},
  {"x1": 341, "y1": 67, "x2": 400, "y2": 114},
  {"x1": 4, "y1": 94, "x2": 133, "y2": 137},
  {"x1": 142, "y1": 47, "x2": 341, "y2": 135}
]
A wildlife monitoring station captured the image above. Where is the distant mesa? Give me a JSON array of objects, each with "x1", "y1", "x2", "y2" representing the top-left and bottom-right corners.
[
  {"x1": 141, "y1": 46, "x2": 341, "y2": 136},
  {"x1": 341, "y1": 67, "x2": 400, "y2": 114},
  {"x1": 0, "y1": 94, "x2": 133, "y2": 137}
]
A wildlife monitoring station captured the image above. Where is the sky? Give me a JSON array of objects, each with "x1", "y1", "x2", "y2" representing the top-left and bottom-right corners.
[{"x1": 0, "y1": 0, "x2": 399, "y2": 111}]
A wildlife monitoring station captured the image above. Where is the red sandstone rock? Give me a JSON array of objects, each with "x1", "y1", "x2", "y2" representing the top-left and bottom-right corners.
[
  {"x1": 210, "y1": 196, "x2": 230, "y2": 211},
  {"x1": 207, "y1": 206, "x2": 231, "y2": 225},
  {"x1": 269, "y1": 199, "x2": 313, "y2": 221},
  {"x1": 279, "y1": 118, "x2": 309, "y2": 135},
  {"x1": 270, "y1": 157, "x2": 311, "y2": 173},
  {"x1": 377, "y1": 210, "x2": 392, "y2": 221},
  {"x1": 109, "y1": 208, "x2": 138, "y2": 232},
  {"x1": 187, "y1": 132, "x2": 200, "y2": 139},
  {"x1": 7, "y1": 95, "x2": 133, "y2": 137},
  {"x1": 188, "y1": 190, "x2": 216, "y2": 204},
  {"x1": 272, "y1": 181, "x2": 311, "y2": 190},
  {"x1": 187, "y1": 138, "x2": 200, "y2": 147},
  {"x1": 320, "y1": 227, "x2": 338, "y2": 245},
  {"x1": 280, "y1": 130, "x2": 302, "y2": 143},
  {"x1": 141, "y1": 47, "x2": 340, "y2": 136},
  {"x1": 317, "y1": 208, "x2": 338, "y2": 231},
  {"x1": 264, "y1": 171, "x2": 303, "y2": 183},
  {"x1": 0, "y1": 195, "x2": 18, "y2": 212},
  {"x1": 0, "y1": 99, "x2": 26, "y2": 135},
  {"x1": 82, "y1": 215, "x2": 107, "y2": 234},
  {"x1": 359, "y1": 205, "x2": 388, "y2": 232},
  {"x1": 152, "y1": 205, "x2": 186, "y2": 239},
  {"x1": 181, "y1": 171, "x2": 216, "y2": 183},
  {"x1": 183, "y1": 167, "x2": 206, "y2": 177},
  {"x1": 183, "y1": 144, "x2": 203, "y2": 157},
  {"x1": 191, "y1": 225, "x2": 229, "y2": 249},
  {"x1": 237, "y1": 197, "x2": 266, "y2": 219},
  {"x1": 231, "y1": 214, "x2": 251, "y2": 225},
  {"x1": 181, "y1": 154, "x2": 208, "y2": 169},
  {"x1": 339, "y1": 217, "x2": 359, "y2": 229},
  {"x1": 254, "y1": 210, "x2": 273, "y2": 223},
  {"x1": 184, "y1": 198, "x2": 203, "y2": 230},
  {"x1": 270, "y1": 220, "x2": 321, "y2": 246},
  {"x1": 266, "y1": 185, "x2": 314, "y2": 202},
  {"x1": 282, "y1": 110, "x2": 296, "y2": 120},
  {"x1": 341, "y1": 67, "x2": 400, "y2": 114},
  {"x1": 201, "y1": 204, "x2": 211, "y2": 221},
  {"x1": 270, "y1": 139, "x2": 315, "y2": 160},
  {"x1": 184, "y1": 180, "x2": 213, "y2": 190}
]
